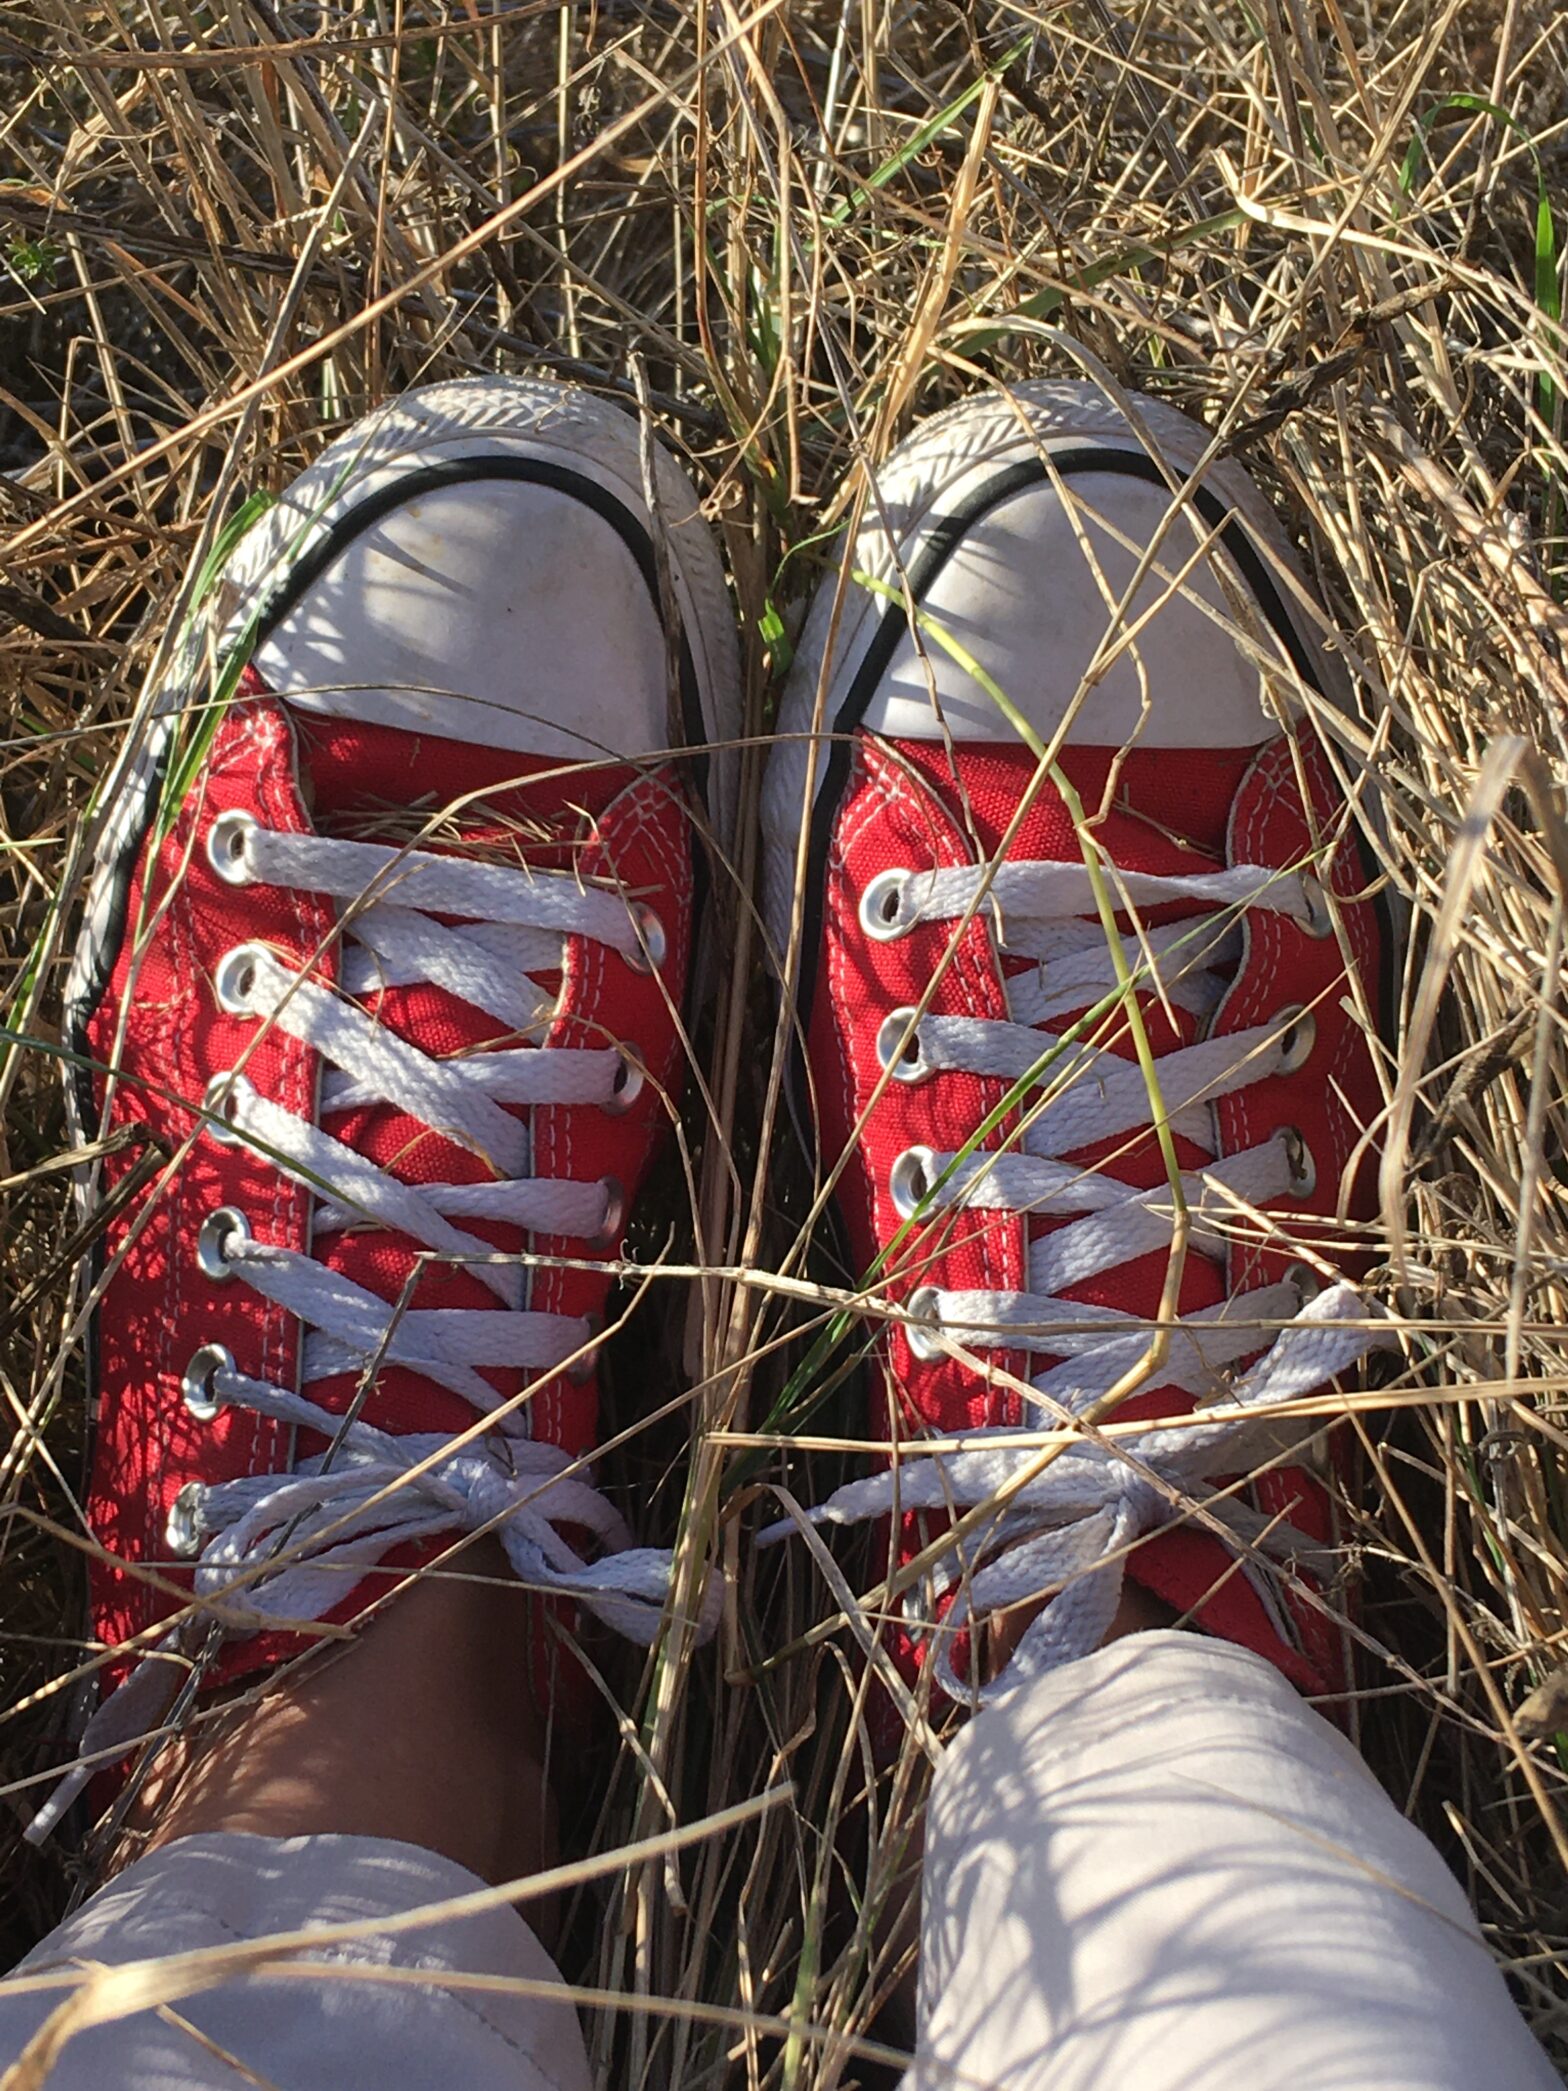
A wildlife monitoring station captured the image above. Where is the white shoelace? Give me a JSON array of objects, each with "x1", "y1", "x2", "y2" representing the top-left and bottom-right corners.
[
  {"x1": 32, "y1": 813, "x2": 711, "y2": 1842},
  {"x1": 762, "y1": 858, "x2": 1393, "y2": 1703}
]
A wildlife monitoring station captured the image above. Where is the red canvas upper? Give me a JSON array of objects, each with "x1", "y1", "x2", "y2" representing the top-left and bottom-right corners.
[
  {"x1": 806, "y1": 730, "x2": 1382, "y2": 1701},
  {"x1": 83, "y1": 687, "x2": 694, "y2": 1694}
]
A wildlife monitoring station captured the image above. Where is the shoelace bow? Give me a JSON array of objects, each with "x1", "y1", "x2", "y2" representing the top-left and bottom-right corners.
[
  {"x1": 32, "y1": 813, "x2": 715, "y2": 1842},
  {"x1": 761, "y1": 857, "x2": 1395, "y2": 1703}
]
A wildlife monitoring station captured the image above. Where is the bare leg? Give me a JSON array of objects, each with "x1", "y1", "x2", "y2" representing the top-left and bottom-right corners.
[
  {"x1": 121, "y1": 1541, "x2": 555, "y2": 1897},
  {"x1": 0, "y1": 1544, "x2": 589, "y2": 2090}
]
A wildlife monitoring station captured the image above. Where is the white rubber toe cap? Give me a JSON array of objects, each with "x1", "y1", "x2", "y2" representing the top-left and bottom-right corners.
[
  {"x1": 211, "y1": 377, "x2": 739, "y2": 777},
  {"x1": 255, "y1": 476, "x2": 674, "y2": 764},
  {"x1": 861, "y1": 466, "x2": 1282, "y2": 750},
  {"x1": 762, "y1": 380, "x2": 1351, "y2": 960},
  {"x1": 779, "y1": 380, "x2": 1343, "y2": 762}
]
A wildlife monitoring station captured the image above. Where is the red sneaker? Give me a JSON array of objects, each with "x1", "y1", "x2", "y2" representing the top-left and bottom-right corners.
[
  {"x1": 42, "y1": 377, "x2": 738, "y2": 1835},
  {"x1": 762, "y1": 381, "x2": 1391, "y2": 1708}
]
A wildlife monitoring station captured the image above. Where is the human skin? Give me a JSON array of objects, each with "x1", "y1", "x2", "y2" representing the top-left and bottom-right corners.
[
  {"x1": 121, "y1": 1538, "x2": 557, "y2": 1901},
  {"x1": 116, "y1": 1542, "x2": 1168, "y2": 1999}
]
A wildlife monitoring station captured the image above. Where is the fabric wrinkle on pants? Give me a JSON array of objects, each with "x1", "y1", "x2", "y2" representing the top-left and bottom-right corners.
[
  {"x1": 912, "y1": 1631, "x2": 1560, "y2": 2091},
  {"x1": 0, "y1": 1832, "x2": 592, "y2": 2091},
  {"x1": 0, "y1": 1633, "x2": 1558, "y2": 2091}
]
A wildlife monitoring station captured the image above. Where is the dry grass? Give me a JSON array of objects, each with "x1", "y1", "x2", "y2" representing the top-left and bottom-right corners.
[{"x1": 4, "y1": 0, "x2": 1568, "y2": 2080}]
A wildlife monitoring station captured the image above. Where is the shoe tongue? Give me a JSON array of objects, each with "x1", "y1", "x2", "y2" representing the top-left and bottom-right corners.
[
  {"x1": 293, "y1": 711, "x2": 633, "y2": 840},
  {"x1": 895, "y1": 739, "x2": 1253, "y2": 868}
]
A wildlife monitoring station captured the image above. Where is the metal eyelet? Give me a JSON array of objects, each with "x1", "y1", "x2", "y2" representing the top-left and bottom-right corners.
[
  {"x1": 566, "y1": 1314, "x2": 603, "y2": 1385},
  {"x1": 859, "y1": 867, "x2": 913, "y2": 942},
  {"x1": 165, "y1": 1480, "x2": 206, "y2": 1556},
  {"x1": 905, "y1": 1284, "x2": 945, "y2": 1362},
  {"x1": 181, "y1": 1341, "x2": 235, "y2": 1421},
  {"x1": 604, "y1": 1049, "x2": 645, "y2": 1115},
  {"x1": 1281, "y1": 1126, "x2": 1318, "y2": 1198},
  {"x1": 1283, "y1": 1260, "x2": 1324, "y2": 1307},
  {"x1": 196, "y1": 1206, "x2": 251, "y2": 1281},
  {"x1": 899, "y1": 1571, "x2": 942, "y2": 1635},
  {"x1": 877, "y1": 1007, "x2": 932, "y2": 1085},
  {"x1": 890, "y1": 1145, "x2": 938, "y2": 1219},
  {"x1": 207, "y1": 809, "x2": 258, "y2": 886},
  {"x1": 624, "y1": 904, "x2": 668, "y2": 976},
  {"x1": 1274, "y1": 1004, "x2": 1317, "y2": 1074},
  {"x1": 201, "y1": 1071, "x2": 249, "y2": 1145},
  {"x1": 1299, "y1": 875, "x2": 1335, "y2": 939},
  {"x1": 214, "y1": 942, "x2": 268, "y2": 1015},
  {"x1": 590, "y1": 1176, "x2": 625, "y2": 1249}
]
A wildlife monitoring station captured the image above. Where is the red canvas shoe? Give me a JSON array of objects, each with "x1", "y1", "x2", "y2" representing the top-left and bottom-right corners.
[
  {"x1": 762, "y1": 381, "x2": 1392, "y2": 1709},
  {"x1": 41, "y1": 377, "x2": 739, "y2": 1835}
]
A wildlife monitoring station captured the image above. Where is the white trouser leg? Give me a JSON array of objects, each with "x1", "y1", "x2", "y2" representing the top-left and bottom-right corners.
[
  {"x1": 912, "y1": 1630, "x2": 1559, "y2": 2091},
  {"x1": 0, "y1": 1831, "x2": 592, "y2": 2091}
]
